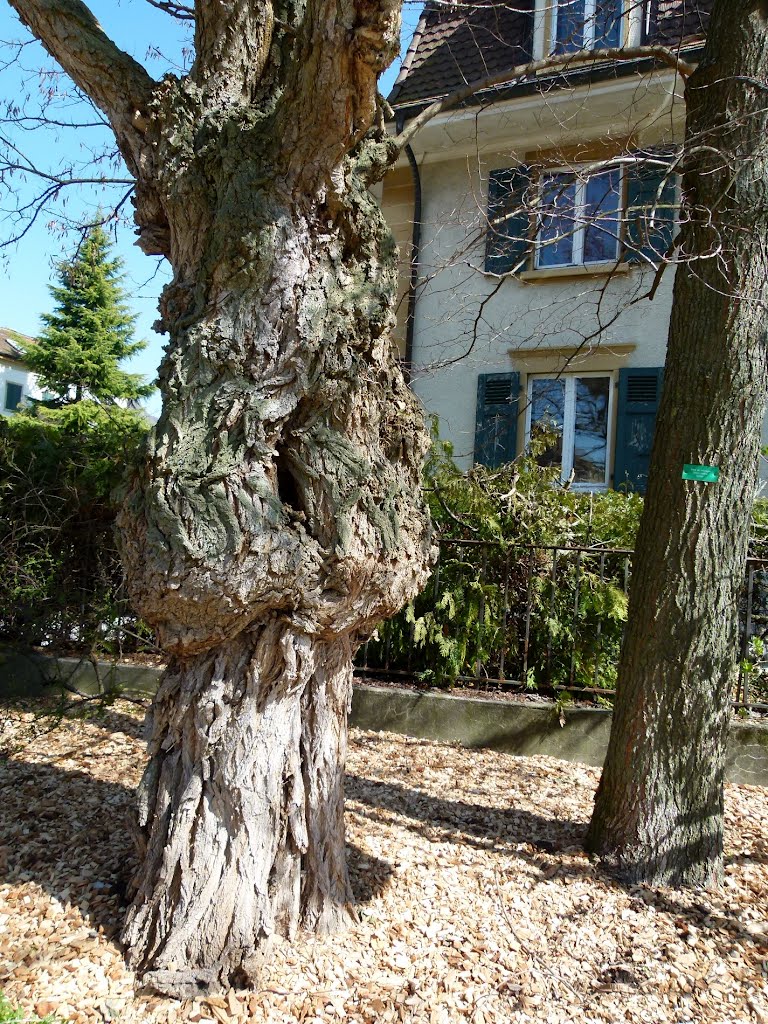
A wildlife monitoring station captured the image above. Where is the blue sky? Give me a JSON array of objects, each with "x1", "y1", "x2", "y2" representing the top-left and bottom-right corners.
[{"x1": 0, "y1": 0, "x2": 421, "y2": 417}]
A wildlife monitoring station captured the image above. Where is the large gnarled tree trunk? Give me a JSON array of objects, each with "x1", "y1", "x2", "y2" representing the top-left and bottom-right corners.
[
  {"x1": 586, "y1": 0, "x2": 768, "y2": 886},
  {"x1": 9, "y1": 0, "x2": 432, "y2": 996}
]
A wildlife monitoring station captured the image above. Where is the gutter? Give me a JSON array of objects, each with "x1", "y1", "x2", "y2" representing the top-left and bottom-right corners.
[{"x1": 395, "y1": 112, "x2": 422, "y2": 381}]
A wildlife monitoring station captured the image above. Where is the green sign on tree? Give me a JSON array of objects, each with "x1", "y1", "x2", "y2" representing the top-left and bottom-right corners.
[{"x1": 682, "y1": 464, "x2": 721, "y2": 482}]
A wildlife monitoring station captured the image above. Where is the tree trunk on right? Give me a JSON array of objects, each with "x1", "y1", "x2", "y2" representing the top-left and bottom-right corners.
[{"x1": 585, "y1": 0, "x2": 768, "y2": 887}]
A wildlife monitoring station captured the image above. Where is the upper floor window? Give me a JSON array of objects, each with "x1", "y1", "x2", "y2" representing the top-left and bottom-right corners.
[
  {"x1": 552, "y1": 0, "x2": 624, "y2": 53},
  {"x1": 536, "y1": 167, "x2": 621, "y2": 268},
  {"x1": 485, "y1": 158, "x2": 677, "y2": 276}
]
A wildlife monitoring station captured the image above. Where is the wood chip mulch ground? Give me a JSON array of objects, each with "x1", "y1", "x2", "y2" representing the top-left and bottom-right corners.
[{"x1": 0, "y1": 701, "x2": 767, "y2": 1024}]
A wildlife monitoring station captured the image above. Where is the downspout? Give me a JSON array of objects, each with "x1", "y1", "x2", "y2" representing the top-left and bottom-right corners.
[{"x1": 395, "y1": 111, "x2": 422, "y2": 382}]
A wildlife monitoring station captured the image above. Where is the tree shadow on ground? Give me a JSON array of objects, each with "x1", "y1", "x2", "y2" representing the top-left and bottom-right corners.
[
  {"x1": 2, "y1": 717, "x2": 764, "y2": 977},
  {"x1": 346, "y1": 771, "x2": 766, "y2": 960},
  {"x1": 345, "y1": 773, "x2": 587, "y2": 859},
  {"x1": 0, "y1": 757, "x2": 138, "y2": 939},
  {"x1": 0, "y1": 755, "x2": 391, "y2": 951},
  {"x1": 0, "y1": 696, "x2": 148, "y2": 748}
]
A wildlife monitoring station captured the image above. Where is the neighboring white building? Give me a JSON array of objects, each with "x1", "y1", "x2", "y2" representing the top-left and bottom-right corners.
[
  {"x1": 0, "y1": 328, "x2": 42, "y2": 416},
  {"x1": 381, "y1": 0, "x2": 717, "y2": 492}
]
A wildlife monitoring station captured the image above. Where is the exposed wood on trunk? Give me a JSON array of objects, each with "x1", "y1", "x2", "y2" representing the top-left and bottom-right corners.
[
  {"x1": 122, "y1": 624, "x2": 356, "y2": 995},
  {"x1": 192, "y1": 0, "x2": 275, "y2": 104}
]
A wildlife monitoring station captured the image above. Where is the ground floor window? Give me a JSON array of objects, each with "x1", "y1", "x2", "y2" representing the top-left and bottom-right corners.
[
  {"x1": 526, "y1": 373, "x2": 613, "y2": 488},
  {"x1": 4, "y1": 381, "x2": 22, "y2": 412}
]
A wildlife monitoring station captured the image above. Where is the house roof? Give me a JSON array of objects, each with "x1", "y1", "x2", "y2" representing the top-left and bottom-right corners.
[
  {"x1": 650, "y1": 0, "x2": 711, "y2": 45},
  {"x1": 389, "y1": 0, "x2": 712, "y2": 113},
  {"x1": 389, "y1": 0, "x2": 533, "y2": 109},
  {"x1": 0, "y1": 327, "x2": 35, "y2": 363}
]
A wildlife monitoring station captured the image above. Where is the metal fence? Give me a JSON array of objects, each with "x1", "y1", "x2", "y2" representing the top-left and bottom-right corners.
[
  {"x1": 738, "y1": 558, "x2": 768, "y2": 709},
  {"x1": 355, "y1": 539, "x2": 768, "y2": 714}
]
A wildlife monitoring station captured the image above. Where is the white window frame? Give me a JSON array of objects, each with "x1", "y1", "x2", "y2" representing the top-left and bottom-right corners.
[
  {"x1": 525, "y1": 372, "x2": 616, "y2": 490},
  {"x1": 534, "y1": 166, "x2": 623, "y2": 270},
  {"x1": 549, "y1": 0, "x2": 624, "y2": 53}
]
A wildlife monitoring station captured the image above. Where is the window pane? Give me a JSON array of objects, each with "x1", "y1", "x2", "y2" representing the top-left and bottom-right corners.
[
  {"x1": 583, "y1": 169, "x2": 621, "y2": 263},
  {"x1": 537, "y1": 174, "x2": 576, "y2": 267},
  {"x1": 530, "y1": 379, "x2": 565, "y2": 469},
  {"x1": 554, "y1": 0, "x2": 585, "y2": 53},
  {"x1": 594, "y1": 0, "x2": 623, "y2": 48},
  {"x1": 4, "y1": 382, "x2": 22, "y2": 411},
  {"x1": 573, "y1": 377, "x2": 610, "y2": 483}
]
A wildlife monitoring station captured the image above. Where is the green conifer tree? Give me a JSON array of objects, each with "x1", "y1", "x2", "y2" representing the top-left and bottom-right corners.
[
  {"x1": 1, "y1": 224, "x2": 152, "y2": 651},
  {"x1": 21, "y1": 222, "x2": 153, "y2": 407}
]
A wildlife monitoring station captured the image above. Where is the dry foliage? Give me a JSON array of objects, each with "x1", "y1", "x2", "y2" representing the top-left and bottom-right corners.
[{"x1": 0, "y1": 701, "x2": 766, "y2": 1024}]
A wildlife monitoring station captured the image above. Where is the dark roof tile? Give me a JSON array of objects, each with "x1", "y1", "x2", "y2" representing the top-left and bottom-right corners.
[
  {"x1": 0, "y1": 327, "x2": 34, "y2": 361},
  {"x1": 647, "y1": 0, "x2": 711, "y2": 45},
  {"x1": 389, "y1": 0, "x2": 533, "y2": 107}
]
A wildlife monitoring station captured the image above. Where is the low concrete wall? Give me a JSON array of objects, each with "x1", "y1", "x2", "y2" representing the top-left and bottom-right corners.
[
  {"x1": 0, "y1": 649, "x2": 162, "y2": 700},
  {"x1": 351, "y1": 684, "x2": 768, "y2": 787},
  {"x1": 2, "y1": 650, "x2": 767, "y2": 786},
  {"x1": 351, "y1": 685, "x2": 613, "y2": 765}
]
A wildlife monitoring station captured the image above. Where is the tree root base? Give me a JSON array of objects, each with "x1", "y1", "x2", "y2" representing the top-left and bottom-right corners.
[{"x1": 131, "y1": 908, "x2": 359, "y2": 998}]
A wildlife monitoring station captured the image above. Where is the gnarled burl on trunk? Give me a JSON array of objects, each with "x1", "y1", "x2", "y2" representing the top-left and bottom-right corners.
[{"x1": 8, "y1": 0, "x2": 432, "y2": 996}]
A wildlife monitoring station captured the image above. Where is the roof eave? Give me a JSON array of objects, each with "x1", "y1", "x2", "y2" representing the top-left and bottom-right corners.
[{"x1": 390, "y1": 43, "x2": 705, "y2": 120}]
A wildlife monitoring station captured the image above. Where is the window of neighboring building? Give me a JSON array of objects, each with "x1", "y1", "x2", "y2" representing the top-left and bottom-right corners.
[
  {"x1": 535, "y1": 167, "x2": 622, "y2": 268},
  {"x1": 4, "y1": 381, "x2": 23, "y2": 411},
  {"x1": 526, "y1": 373, "x2": 613, "y2": 488},
  {"x1": 552, "y1": 0, "x2": 623, "y2": 53}
]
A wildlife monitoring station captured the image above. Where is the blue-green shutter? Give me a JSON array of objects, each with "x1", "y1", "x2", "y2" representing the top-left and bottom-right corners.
[
  {"x1": 475, "y1": 372, "x2": 520, "y2": 468},
  {"x1": 485, "y1": 167, "x2": 532, "y2": 275},
  {"x1": 613, "y1": 367, "x2": 663, "y2": 493},
  {"x1": 624, "y1": 163, "x2": 677, "y2": 264}
]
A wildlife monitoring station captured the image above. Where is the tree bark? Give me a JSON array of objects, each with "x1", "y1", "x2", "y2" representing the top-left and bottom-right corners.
[
  {"x1": 112, "y1": 104, "x2": 431, "y2": 991},
  {"x1": 122, "y1": 623, "x2": 355, "y2": 996},
  {"x1": 586, "y1": 0, "x2": 768, "y2": 886},
  {"x1": 6, "y1": 0, "x2": 431, "y2": 995}
]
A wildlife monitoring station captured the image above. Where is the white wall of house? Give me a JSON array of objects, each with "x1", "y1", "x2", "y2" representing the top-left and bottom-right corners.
[{"x1": 408, "y1": 152, "x2": 676, "y2": 470}]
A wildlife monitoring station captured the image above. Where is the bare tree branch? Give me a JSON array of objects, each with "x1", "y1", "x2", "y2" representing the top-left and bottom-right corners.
[
  {"x1": 192, "y1": 0, "x2": 274, "y2": 103},
  {"x1": 145, "y1": 0, "x2": 194, "y2": 19},
  {"x1": 394, "y1": 45, "x2": 697, "y2": 151},
  {"x1": 1, "y1": 113, "x2": 108, "y2": 130},
  {"x1": 5, "y1": 0, "x2": 158, "y2": 174},
  {"x1": 0, "y1": 159, "x2": 133, "y2": 188}
]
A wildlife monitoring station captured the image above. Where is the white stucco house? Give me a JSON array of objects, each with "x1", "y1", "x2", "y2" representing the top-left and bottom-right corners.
[
  {"x1": 0, "y1": 328, "x2": 41, "y2": 416},
  {"x1": 380, "y1": 0, "x2": 719, "y2": 492}
]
